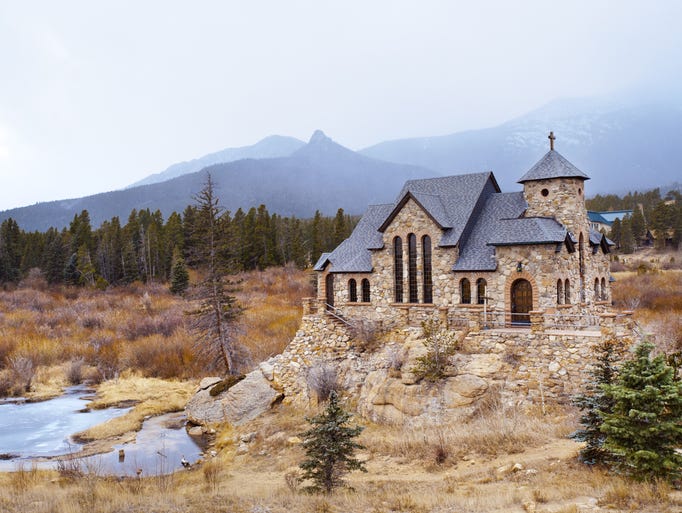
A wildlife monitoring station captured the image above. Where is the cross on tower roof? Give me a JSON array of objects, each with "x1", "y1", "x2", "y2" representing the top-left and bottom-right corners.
[{"x1": 548, "y1": 131, "x2": 556, "y2": 151}]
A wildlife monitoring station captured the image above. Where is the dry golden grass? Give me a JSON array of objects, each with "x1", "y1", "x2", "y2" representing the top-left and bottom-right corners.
[
  {"x1": 233, "y1": 266, "x2": 313, "y2": 366},
  {"x1": 0, "y1": 267, "x2": 312, "y2": 396},
  {"x1": 75, "y1": 373, "x2": 196, "y2": 441}
]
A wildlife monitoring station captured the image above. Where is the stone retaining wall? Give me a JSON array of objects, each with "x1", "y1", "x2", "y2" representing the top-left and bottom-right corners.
[{"x1": 267, "y1": 308, "x2": 637, "y2": 421}]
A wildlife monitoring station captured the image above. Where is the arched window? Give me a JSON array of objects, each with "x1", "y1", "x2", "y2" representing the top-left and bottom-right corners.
[
  {"x1": 594, "y1": 278, "x2": 600, "y2": 302},
  {"x1": 422, "y1": 235, "x2": 433, "y2": 303},
  {"x1": 408, "y1": 233, "x2": 418, "y2": 303},
  {"x1": 460, "y1": 278, "x2": 471, "y2": 304},
  {"x1": 361, "y1": 279, "x2": 370, "y2": 303},
  {"x1": 556, "y1": 279, "x2": 563, "y2": 305},
  {"x1": 348, "y1": 279, "x2": 357, "y2": 303},
  {"x1": 476, "y1": 278, "x2": 487, "y2": 305},
  {"x1": 393, "y1": 237, "x2": 403, "y2": 303},
  {"x1": 564, "y1": 279, "x2": 571, "y2": 305},
  {"x1": 601, "y1": 277, "x2": 607, "y2": 300}
]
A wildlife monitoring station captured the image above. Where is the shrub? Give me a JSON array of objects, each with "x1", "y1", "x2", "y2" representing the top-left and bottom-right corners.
[
  {"x1": 8, "y1": 356, "x2": 35, "y2": 392},
  {"x1": 411, "y1": 320, "x2": 462, "y2": 382},
  {"x1": 66, "y1": 357, "x2": 85, "y2": 385},
  {"x1": 350, "y1": 319, "x2": 380, "y2": 351},
  {"x1": 306, "y1": 362, "x2": 340, "y2": 404}
]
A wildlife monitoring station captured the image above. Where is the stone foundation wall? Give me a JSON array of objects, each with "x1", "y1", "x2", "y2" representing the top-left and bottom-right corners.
[{"x1": 267, "y1": 307, "x2": 637, "y2": 420}]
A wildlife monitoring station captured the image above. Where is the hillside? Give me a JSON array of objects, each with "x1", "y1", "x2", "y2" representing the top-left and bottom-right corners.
[
  {"x1": 0, "y1": 131, "x2": 437, "y2": 231},
  {"x1": 361, "y1": 97, "x2": 682, "y2": 195},
  {"x1": 127, "y1": 135, "x2": 306, "y2": 188}
]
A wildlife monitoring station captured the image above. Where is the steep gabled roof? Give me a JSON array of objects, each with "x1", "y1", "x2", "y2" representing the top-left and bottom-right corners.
[
  {"x1": 518, "y1": 150, "x2": 590, "y2": 183},
  {"x1": 322, "y1": 204, "x2": 392, "y2": 273},
  {"x1": 379, "y1": 172, "x2": 499, "y2": 247},
  {"x1": 453, "y1": 192, "x2": 526, "y2": 271}
]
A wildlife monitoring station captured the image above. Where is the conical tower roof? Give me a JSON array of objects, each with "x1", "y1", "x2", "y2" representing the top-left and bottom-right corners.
[{"x1": 517, "y1": 149, "x2": 590, "y2": 184}]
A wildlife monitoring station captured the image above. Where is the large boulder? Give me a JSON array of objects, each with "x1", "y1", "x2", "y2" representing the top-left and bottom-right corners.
[{"x1": 186, "y1": 370, "x2": 283, "y2": 426}]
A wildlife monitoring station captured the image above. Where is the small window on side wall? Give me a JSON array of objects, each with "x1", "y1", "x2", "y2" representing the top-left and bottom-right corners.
[
  {"x1": 361, "y1": 279, "x2": 370, "y2": 303},
  {"x1": 460, "y1": 278, "x2": 471, "y2": 304},
  {"x1": 348, "y1": 279, "x2": 357, "y2": 303},
  {"x1": 476, "y1": 278, "x2": 487, "y2": 305}
]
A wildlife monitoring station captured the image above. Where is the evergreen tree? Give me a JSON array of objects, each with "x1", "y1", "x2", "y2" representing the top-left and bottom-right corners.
[
  {"x1": 169, "y1": 249, "x2": 189, "y2": 295},
  {"x1": 630, "y1": 207, "x2": 646, "y2": 243},
  {"x1": 299, "y1": 391, "x2": 367, "y2": 493},
  {"x1": 601, "y1": 341, "x2": 682, "y2": 482},
  {"x1": 620, "y1": 216, "x2": 635, "y2": 254},
  {"x1": 609, "y1": 218, "x2": 622, "y2": 249},
  {"x1": 0, "y1": 218, "x2": 22, "y2": 283},
  {"x1": 188, "y1": 174, "x2": 244, "y2": 374},
  {"x1": 571, "y1": 339, "x2": 618, "y2": 465},
  {"x1": 42, "y1": 228, "x2": 66, "y2": 284},
  {"x1": 332, "y1": 208, "x2": 347, "y2": 247}
]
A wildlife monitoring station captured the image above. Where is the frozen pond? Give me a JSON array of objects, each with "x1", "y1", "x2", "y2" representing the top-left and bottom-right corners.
[
  {"x1": 0, "y1": 386, "x2": 204, "y2": 475},
  {"x1": 0, "y1": 385, "x2": 129, "y2": 459}
]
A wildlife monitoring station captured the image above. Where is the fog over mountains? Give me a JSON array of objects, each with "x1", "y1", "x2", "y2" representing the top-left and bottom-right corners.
[
  {"x1": 127, "y1": 135, "x2": 306, "y2": 188},
  {"x1": 361, "y1": 97, "x2": 682, "y2": 194},
  {"x1": 2, "y1": 96, "x2": 680, "y2": 231}
]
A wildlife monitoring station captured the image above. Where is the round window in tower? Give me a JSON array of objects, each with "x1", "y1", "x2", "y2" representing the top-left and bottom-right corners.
[{"x1": 541, "y1": 188, "x2": 549, "y2": 197}]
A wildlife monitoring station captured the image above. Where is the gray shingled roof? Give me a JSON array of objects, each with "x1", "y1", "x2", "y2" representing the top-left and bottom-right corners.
[
  {"x1": 453, "y1": 192, "x2": 526, "y2": 271},
  {"x1": 517, "y1": 150, "x2": 590, "y2": 183},
  {"x1": 382, "y1": 172, "x2": 498, "y2": 247},
  {"x1": 488, "y1": 217, "x2": 569, "y2": 246},
  {"x1": 312, "y1": 252, "x2": 331, "y2": 271},
  {"x1": 324, "y1": 204, "x2": 392, "y2": 273}
]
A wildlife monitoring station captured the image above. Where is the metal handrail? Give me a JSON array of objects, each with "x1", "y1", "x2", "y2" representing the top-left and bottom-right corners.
[{"x1": 323, "y1": 303, "x2": 354, "y2": 328}]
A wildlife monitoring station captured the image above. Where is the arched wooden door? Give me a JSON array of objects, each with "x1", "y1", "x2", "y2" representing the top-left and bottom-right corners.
[
  {"x1": 325, "y1": 274, "x2": 335, "y2": 309},
  {"x1": 511, "y1": 279, "x2": 532, "y2": 325}
]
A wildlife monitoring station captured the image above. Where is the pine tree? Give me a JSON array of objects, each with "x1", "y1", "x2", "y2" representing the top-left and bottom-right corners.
[
  {"x1": 299, "y1": 391, "x2": 367, "y2": 493},
  {"x1": 601, "y1": 341, "x2": 682, "y2": 482},
  {"x1": 169, "y1": 249, "x2": 189, "y2": 295},
  {"x1": 571, "y1": 339, "x2": 618, "y2": 465},
  {"x1": 188, "y1": 174, "x2": 244, "y2": 374},
  {"x1": 620, "y1": 216, "x2": 635, "y2": 254}
]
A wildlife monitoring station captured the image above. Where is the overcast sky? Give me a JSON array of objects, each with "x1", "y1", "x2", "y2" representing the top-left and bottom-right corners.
[{"x1": 0, "y1": 1, "x2": 680, "y2": 210}]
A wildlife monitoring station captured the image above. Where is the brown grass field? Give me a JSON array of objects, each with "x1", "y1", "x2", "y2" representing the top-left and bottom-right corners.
[{"x1": 0, "y1": 259, "x2": 681, "y2": 512}]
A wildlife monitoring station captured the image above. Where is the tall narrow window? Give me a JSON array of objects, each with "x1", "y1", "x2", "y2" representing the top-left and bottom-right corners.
[
  {"x1": 476, "y1": 278, "x2": 487, "y2": 305},
  {"x1": 601, "y1": 277, "x2": 607, "y2": 301},
  {"x1": 564, "y1": 279, "x2": 571, "y2": 305},
  {"x1": 556, "y1": 279, "x2": 563, "y2": 304},
  {"x1": 393, "y1": 237, "x2": 403, "y2": 303},
  {"x1": 408, "y1": 233, "x2": 418, "y2": 303},
  {"x1": 422, "y1": 235, "x2": 433, "y2": 303},
  {"x1": 594, "y1": 278, "x2": 600, "y2": 302},
  {"x1": 348, "y1": 279, "x2": 357, "y2": 303},
  {"x1": 460, "y1": 278, "x2": 471, "y2": 304},
  {"x1": 361, "y1": 279, "x2": 371, "y2": 303}
]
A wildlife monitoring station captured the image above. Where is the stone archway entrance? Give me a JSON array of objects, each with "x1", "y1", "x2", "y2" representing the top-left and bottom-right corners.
[
  {"x1": 325, "y1": 274, "x2": 335, "y2": 309},
  {"x1": 511, "y1": 279, "x2": 532, "y2": 325}
]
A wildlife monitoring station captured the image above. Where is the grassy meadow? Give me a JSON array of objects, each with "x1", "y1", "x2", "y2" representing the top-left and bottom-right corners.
[{"x1": 0, "y1": 254, "x2": 681, "y2": 512}]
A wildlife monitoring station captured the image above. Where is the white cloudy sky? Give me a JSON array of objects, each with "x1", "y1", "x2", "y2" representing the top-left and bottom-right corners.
[{"x1": 0, "y1": 1, "x2": 680, "y2": 210}]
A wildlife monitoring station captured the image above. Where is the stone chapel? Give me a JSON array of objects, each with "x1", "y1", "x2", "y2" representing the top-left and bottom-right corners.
[{"x1": 313, "y1": 133, "x2": 613, "y2": 330}]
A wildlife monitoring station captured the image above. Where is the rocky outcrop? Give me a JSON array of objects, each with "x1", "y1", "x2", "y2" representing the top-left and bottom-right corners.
[{"x1": 186, "y1": 371, "x2": 283, "y2": 426}]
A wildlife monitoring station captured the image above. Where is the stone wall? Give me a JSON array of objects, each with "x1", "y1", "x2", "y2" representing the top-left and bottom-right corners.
[{"x1": 266, "y1": 308, "x2": 637, "y2": 423}]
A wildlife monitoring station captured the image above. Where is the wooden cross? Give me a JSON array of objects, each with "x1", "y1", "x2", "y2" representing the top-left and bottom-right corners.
[{"x1": 548, "y1": 131, "x2": 556, "y2": 151}]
